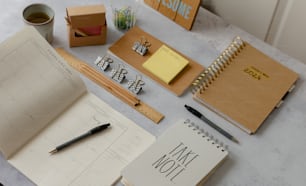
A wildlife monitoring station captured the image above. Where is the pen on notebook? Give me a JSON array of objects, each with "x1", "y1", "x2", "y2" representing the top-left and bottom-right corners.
[
  {"x1": 184, "y1": 105, "x2": 239, "y2": 144},
  {"x1": 49, "y1": 123, "x2": 111, "y2": 154}
]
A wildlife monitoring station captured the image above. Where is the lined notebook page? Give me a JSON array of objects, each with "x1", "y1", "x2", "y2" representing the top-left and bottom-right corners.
[
  {"x1": 0, "y1": 26, "x2": 85, "y2": 159},
  {"x1": 9, "y1": 93, "x2": 155, "y2": 186}
]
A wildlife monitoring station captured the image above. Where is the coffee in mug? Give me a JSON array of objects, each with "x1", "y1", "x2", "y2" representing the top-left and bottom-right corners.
[{"x1": 23, "y1": 4, "x2": 54, "y2": 43}]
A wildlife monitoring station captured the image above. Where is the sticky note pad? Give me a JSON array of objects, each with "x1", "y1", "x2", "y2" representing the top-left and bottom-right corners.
[{"x1": 143, "y1": 45, "x2": 189, "y2": 84}]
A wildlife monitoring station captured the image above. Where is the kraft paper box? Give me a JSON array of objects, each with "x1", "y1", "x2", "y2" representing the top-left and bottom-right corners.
[{"x1": 66, "y1": 4, "x2": 107, "y2": 47}]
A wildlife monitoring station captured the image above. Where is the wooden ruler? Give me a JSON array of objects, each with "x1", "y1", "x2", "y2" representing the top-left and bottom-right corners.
[{"x1": 56, "y1": 48, "x2": 164, "y2": 124}]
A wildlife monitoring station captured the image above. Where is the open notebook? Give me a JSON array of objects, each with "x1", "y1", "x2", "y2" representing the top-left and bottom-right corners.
[
  {"x1": 121, "y1": 119, "x2": 228, "y2": 186},
  {"x1": 192, "y1": 37, "x2": 299, "y2": 134},
  {"x1": 0, "y1": 26, "x2": 155, "y2": 186}
]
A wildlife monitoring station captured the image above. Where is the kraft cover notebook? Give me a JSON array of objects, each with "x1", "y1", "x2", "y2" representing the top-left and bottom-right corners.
[
  {"x1": 192, "y1": 37, "x2": 299, "y2": 134},
  {"x1": 108, "y1": 26, "x2": 204, "y2": 96},
  {"x1": 0, "y1": 26, "x2": 155, "y2": 186},
  {"x1": 121, "y1": 119, "x2": 228, "y2": 186}
]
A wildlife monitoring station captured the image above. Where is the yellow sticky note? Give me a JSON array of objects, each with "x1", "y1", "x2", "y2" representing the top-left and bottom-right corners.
[{"x1": 143, "y1": 45, "x2": 189, "y2": 84}]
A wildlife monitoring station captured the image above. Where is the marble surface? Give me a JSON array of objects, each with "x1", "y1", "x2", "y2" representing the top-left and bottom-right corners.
[{"x1": 1, "y1": 0, "x2": 306, "y2": 186}]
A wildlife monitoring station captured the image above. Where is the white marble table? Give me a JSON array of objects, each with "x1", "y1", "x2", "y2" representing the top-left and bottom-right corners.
[{"x1": 1, "y1": 0, "x2": 306, "y2": 186}]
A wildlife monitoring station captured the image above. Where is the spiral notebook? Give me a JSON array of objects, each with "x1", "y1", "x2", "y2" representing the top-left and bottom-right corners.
[
  {"x1": 121, "y1": 119, "x2": 228, "y2": 186},
  {"x1": 192, "y1": 37, "x2": 299, "y2": 134}
]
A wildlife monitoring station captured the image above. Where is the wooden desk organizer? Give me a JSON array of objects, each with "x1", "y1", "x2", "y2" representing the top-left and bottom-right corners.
[{"x1": 109, "y1": 26, "x2": 204, "y2": 96}]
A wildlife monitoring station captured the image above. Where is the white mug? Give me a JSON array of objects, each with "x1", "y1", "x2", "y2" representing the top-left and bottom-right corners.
[{"x1": 23, "y1": 3, "x2": 55, "y2": 43}]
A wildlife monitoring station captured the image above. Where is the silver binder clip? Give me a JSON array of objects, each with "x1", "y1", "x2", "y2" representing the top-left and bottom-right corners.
[
  {"x1": 94, "y1": 55, "x2": 113, "y2": 71},
  {"x1": 132, "y1": 36, "x2": 151, "y2": 56},
  {"x1": 111, "y1": 64, "x2": 128, "y2": 83},
  {"x1": 132, "y1": 41, "x2": 141, "y2": 51},
  {"x1": 127, "y1": 75, "x2": 145, "y2": 94}
]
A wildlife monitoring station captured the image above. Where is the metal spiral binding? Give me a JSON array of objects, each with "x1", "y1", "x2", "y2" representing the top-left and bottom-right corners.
[
  {"x1": 183, "y1": 119, "x2": 228, "y2": 152},
  {"x1": 192, "y1": 36, "x2": 245, "y2": 94}
]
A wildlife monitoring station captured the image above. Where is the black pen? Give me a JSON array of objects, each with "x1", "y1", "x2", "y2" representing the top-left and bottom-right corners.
[
  {"x1": 49, "y1": 123, "x2": 111, "y2": 154},
  {"x1": 184, "y1": 105, "x2": 239, "y2": 144}
]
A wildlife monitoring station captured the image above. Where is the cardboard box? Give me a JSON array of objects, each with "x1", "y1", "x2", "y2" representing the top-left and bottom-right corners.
[{"x1": 66, "y1": 4, "x2": 107, "y2": 47}]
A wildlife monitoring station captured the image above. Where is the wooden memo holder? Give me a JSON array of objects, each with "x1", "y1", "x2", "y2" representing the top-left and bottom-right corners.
[
  {"x1": 109, "y1": 26, "x2": 205, "y2": 96},
  {"x1": 56, "y1": 48, "x2": 164, "y2": 124}
]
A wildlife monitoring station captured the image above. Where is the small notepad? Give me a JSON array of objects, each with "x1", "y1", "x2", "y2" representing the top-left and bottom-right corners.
[
  {"x1": 121, "y1": 119, "x2": 228, "y2": 186},
  {"x1": 142, "y1": 45, "x2": 189, "y2": 84}
]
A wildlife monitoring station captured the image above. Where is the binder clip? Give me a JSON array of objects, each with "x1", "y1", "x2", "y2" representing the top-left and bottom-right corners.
[
  {"x1": 132, "y1": 36, "x2": 151, "y2": 56},
  {"x1": 94, "y1": 55, "x2": 113, "y2": 71},
  {"x1": 111, "y1": 64, "x2": 128, "y2": 83},
  {"x1": 127, "y1": 75, "x2": 145, "y2": 94}
]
